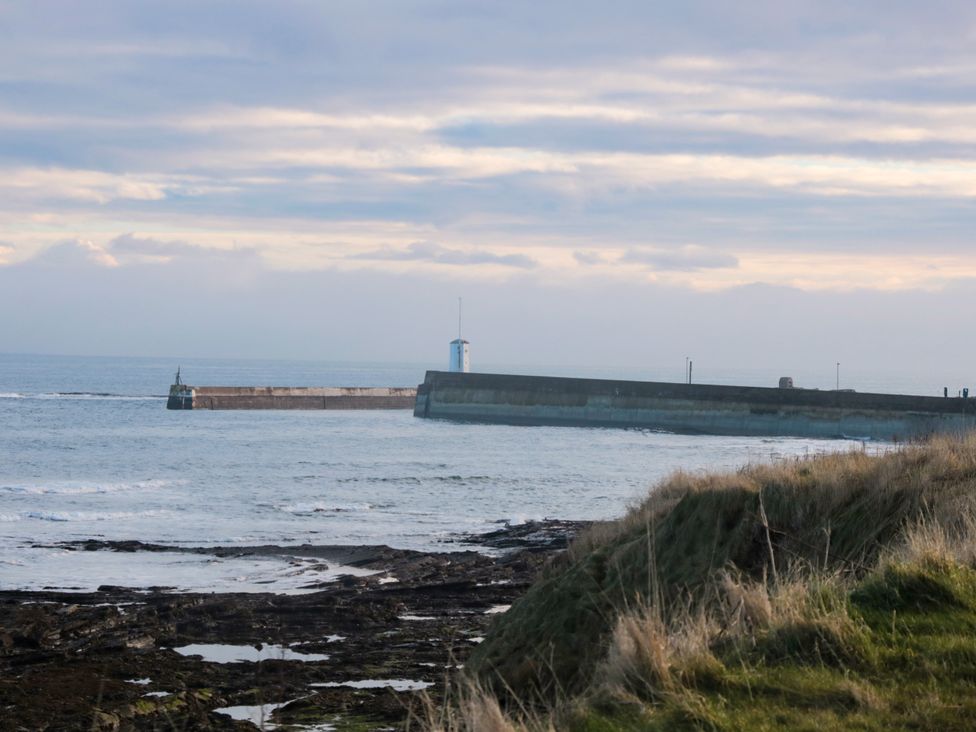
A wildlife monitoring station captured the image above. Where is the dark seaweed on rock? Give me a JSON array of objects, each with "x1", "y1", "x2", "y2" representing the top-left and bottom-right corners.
[{"x1": 0, "y1": 522, "x2": 584, "y2": 731}]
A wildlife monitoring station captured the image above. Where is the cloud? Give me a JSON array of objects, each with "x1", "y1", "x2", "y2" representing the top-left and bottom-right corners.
[
  {"x1": 0, "y1": 168, "x2": 168, "y2": 205},
  {"x1": 109, "y1": 233, "x2": 191, "y2": 258},
  {"x1": 17, "y1": 69, "x2": 976, "y2": 151},
  {"x1": 574, "y1": 250, "x2": 607, "y2": 266},
  {"x1": 621, "y1": 246, "x2": 739, "y2": 272},
  {"x1": 30, "y1": 239, "x2": 119, "y2": 268},
  {"x1": 173, "y1": 106, "x2": 436, "y2": 133},
  {"x1": 170, "y1": 143, "x2": 976, "y2": 199},
  {"x1": 107, "y1": 233, "x2": 261, "y2": 266},
  {"x1": 6, "y1": 238, "x2": 976, "y2": 386},
  {"x1": 352, "y1": 241, "x2": 537, "y2": 269},
  {"x1": 4, "y1": 0, "x2": 976, "y2": 366}
]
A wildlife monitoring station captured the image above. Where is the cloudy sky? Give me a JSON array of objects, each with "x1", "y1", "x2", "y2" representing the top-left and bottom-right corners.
[{"x1": 2, "y1": 1, "x2": 976, "y2": 383}]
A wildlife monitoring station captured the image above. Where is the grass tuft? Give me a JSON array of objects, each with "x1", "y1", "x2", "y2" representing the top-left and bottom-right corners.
[{"x1": 439, "y1": 434, "x2": 976, "y2": 730}]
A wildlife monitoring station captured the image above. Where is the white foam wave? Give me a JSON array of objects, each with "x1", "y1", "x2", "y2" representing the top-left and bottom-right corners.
[
  {"x1": 0, "y1": 391, "x2": 162, "y2": 401},
  {"x1": 18, "y1": 509, "x2": 167, "y2": 522},
  {"x1": 277, "y1": 501, "x2": 374, "y2": 514},
  {"x1": 0, "y1": 479, "x2": 177, "y2": 496},
  {"x1": 37, "y1": 392, "x2": 163, "y2": 401}
]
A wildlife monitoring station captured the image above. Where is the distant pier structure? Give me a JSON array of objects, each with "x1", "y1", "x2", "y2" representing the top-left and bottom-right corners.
[
  {"x1": 166, "y1": 366, "x2": 415, "y2": 410},
  {"x1": 413, "y1": 371, "x2": 976, "y2": 441}
]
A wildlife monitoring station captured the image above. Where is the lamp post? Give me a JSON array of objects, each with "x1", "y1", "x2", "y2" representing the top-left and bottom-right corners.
[{"x1": 836, "y1": 362, "x2": 840, "y2": 391}]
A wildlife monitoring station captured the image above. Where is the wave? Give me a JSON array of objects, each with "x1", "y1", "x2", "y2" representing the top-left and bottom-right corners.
[
  {"x1": 336, "y1": 474, "x2": 500, "y2": 485},
  {"x1": 40, "y1": 392, "x2": 165, "y2": 401},
  {"x1": 276, "y1": 501, "x2": 376, "y2": 515},
  {"x1": 13, "y1": 509, "x2": 167, "y2": 522},
  {"x1": 0, "y1": 391, "x2": 163, "y2": 401},
  {"x1": 0, "y1": 479, "x2": 178, "y2": 496}
]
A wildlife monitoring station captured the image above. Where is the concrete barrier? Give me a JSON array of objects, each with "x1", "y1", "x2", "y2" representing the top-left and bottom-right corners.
[
  {"x1": 167, "y1": 385, "x2": 416, "y2": 410},
  {"x1": 413, "y1": 371, "x2": 976, "y2": 440}
]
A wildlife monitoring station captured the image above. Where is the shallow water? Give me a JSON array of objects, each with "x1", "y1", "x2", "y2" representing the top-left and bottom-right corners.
[
  {"x1": 311, "y1": 679, "x2": 432, "y2": 691},
  {"x1": 1, "y1": 353, "x2": 883, "y2": 592},
  {"x1": 212, "y1": 702, "x2": 288, "y2": 727},
  {"x1": 172, "y1": 643, "x2": 330, "y2": 663}
]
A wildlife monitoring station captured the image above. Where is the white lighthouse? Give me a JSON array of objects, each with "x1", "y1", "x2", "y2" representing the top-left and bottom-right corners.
[
  {"x1": 448, "y1": 297, "x2": 470, "y2": 373},
  {"x1": 449, "y1": 338, "x2": 470, "y2": 372}
]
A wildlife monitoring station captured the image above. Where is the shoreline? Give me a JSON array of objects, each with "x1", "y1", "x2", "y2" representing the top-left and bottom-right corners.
[{"x1": 0, "y1": 520, "x2": 588, "y2": 730}]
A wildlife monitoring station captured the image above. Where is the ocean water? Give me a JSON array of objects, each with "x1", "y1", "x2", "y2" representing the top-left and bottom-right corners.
[{"x1": 0, "y1": 353, "x2": 895, "y2": 593}]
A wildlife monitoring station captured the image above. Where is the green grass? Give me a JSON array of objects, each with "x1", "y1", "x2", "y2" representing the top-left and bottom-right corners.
[
  {"x1": 548, "y1": 559, "x2": 976, "y2": 732},
  {"x1": 438, "y1": 434, "x2": 976, "y2": 731}
]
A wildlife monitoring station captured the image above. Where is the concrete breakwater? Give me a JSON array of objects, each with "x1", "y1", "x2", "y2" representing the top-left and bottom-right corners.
[
  {"x1": 167, "y1": 384, "x2": 416, "y2": 410},
  {"x1": 413, "y1": 371, "x2": 976, "y2": 440}
]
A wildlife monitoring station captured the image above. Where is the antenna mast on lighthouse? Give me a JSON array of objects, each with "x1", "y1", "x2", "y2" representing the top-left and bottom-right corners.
[{"x1": 448, "y1": 297, "x2": 471, "y2": 373}]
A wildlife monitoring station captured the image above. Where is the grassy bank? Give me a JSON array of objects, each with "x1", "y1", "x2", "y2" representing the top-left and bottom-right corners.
[{"x1": 425, "y1": 433, "x2": 976, "y2": 730}]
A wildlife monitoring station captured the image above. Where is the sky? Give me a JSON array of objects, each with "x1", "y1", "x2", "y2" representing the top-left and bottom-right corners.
[{"x1": 2, "y1": 1, "x2": 976, "y2": 382}]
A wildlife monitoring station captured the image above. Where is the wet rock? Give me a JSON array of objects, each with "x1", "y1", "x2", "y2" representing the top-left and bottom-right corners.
[
  {"x1": 90, "y1": 711, "x2": 121, "y2": 731},
  {"x1": 0, "y1": 520, "x2": 585, "y2": 730}
]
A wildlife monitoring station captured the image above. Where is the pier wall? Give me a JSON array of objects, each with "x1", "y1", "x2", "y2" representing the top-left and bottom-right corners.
[
  {"x1": 168, "y1": 386, "x2": 416, "y2": 410},
  {"x1": 413, "y1": 371, "x2": 976, "y2": 440}
]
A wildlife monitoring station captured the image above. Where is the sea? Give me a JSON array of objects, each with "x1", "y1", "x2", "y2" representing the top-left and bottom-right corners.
[{"x1": 0, "y1": 353, "x2": 951, "y2": 595}]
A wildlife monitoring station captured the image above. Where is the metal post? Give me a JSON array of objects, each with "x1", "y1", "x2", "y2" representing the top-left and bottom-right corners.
[
  {"x1": 689, "y1": 360, "x2": 693, "y2": 384},
  {"x1": 836, "y1": 362, "x2": 840, "y2": 390}
]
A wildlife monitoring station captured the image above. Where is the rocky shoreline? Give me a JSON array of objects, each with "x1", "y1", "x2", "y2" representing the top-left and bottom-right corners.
[{"x1": 0, "y1": 520, "x2": 588, "y2": 731}]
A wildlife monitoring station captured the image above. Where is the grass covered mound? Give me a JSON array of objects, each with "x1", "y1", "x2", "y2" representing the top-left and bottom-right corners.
[{"x1": 453, "y1": 434, "x2": 976, "y2": 730}]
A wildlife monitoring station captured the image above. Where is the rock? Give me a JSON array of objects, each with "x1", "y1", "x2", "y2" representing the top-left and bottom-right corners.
[
  {"x1": 90, "y1": 711, "x2": 120, "y2": 730},
  {"x1": 0, "y1": 520, "x2": 582, "y2": 730},
  {"x1": 124, "y1": 635, "x2": 154, "y2": 650}
]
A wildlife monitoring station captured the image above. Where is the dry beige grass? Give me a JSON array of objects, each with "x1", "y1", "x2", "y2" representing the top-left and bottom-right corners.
[
  {"x1": 598, "y1": 567, "x2": 866, "y2": 695},
  {"x1": 447, "y1": 433, "x2": 976, "y2": 730},
  {"x1": 411, "y1": 679, "x2": 557, "y2": 732},
  {"x1": 570, "y1": 432, "x2": 976, "y2": 577},
  {"x1": 888, "y1": 510, "x2": 976, "y2": 568},
  {"x1": 436, "y1": 570, "x2": 882, "y2": 729}
]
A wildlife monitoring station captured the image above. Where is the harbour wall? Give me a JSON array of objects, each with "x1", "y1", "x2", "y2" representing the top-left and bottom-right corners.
[
  {"x1": 167, "y1": 385, "x2": 416, "y2": 410},
  {"x1": 413, "y1": 371, "x2": 976, "y2": 440}
]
